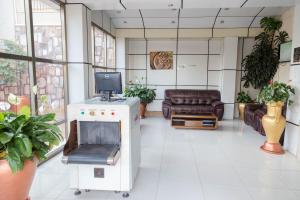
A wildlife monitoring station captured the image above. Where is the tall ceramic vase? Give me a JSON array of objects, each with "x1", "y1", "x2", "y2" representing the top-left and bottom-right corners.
[
  {"x1": 238, "y1": 103, "x2": 246, "y2": 121},
  {"x1": 261, "y1": 101, "x2": 286, "y2": 154}
]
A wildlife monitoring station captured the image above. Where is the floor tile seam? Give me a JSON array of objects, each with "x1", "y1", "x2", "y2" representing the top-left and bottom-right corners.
[
  {"x1": 231, "y1": 164, "x2": 257, "y2": 200},
  {"x1": 189, "y1": 137, "x2": 208, "y2": 200},
  {"x1": 154, "y1": 128, "x2": 169, "y2": 200}
]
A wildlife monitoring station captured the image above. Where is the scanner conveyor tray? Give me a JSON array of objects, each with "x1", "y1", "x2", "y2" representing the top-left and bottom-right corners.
[{"x1": 65, "y1": 144, "x2": 120, "y2": 165}]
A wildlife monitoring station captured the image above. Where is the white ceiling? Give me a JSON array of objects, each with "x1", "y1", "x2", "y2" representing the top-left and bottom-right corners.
[
  {"x1": 106, "y1": 7, "x2": 290, "y2": 29},
  {"x1": 66, "y1": 0, "x2": 294, "y2": 29},
  {"x1": 67, "y1": 0, "x2": 296, "y2": 10}
]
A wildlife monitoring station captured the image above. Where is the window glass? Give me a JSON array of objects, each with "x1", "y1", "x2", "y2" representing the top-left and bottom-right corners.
[
  {"x1": 35, "y1": 62, "x2": 65, "y2": 122},
  {"x1": 107, "y1": 35, "x2": 115, "y2": 68},
  {"x1": 0, "y1": 0, "x2": 28, "y2": 55},
  {"x1": 94, "y1": 27, "x2": 106, "y2": 66},
  {"x1": 32, "y1": 0, "x2": 64, "y2": 60},
  {"x1": 0, "y1": 59, "x2": 31, "y2": 112}
]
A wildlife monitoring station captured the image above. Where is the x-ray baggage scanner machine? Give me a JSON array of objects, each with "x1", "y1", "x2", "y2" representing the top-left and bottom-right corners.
[{"x1": 62, "y1": 97, "x2": 140, "y2": 198}]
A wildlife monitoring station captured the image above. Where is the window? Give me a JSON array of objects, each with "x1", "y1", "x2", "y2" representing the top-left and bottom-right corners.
[
  {"x1": 92, "y1": 24, "x2": 116, "y2": 69},
  {"x1": 0, "y1": 0, "x2": 28, "y2": 55},
  {"x1": 0, "y1": 0, "x2": 67, "y2": 154},
  {"x1": 32, "y1": 0, "x2": 65, "y2": 60}
]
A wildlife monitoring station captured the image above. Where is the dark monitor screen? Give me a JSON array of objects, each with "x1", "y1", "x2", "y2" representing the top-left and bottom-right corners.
[{"x1": 95, "y1": 72, "x2": 122, "y2": 94}]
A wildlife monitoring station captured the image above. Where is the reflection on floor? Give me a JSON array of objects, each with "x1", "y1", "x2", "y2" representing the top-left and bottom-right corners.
[{"x1": 30, "y1": 117, "x2": 300, "y2": 200}]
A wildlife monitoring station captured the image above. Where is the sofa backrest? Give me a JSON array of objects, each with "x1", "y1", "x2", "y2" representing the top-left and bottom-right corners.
[{"x1": 164, "y1": 89, "x2": 221, "y2": 105}]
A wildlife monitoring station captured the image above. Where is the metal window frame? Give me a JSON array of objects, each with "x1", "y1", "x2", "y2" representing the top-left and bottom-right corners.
[{"x1": 0, "y1": 0, "x2": 69, "y2": 141}]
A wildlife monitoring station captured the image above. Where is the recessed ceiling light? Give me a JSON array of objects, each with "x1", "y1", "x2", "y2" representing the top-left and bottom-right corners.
[
  {"x1": 168, "y1": 3, "x2": 174, "y2": 7},
  {"x1": 224, "y1": 8, "x2": 229, "y2": 11},
  {"x1": 220, "y1": 20, "x2": 224, "y2": 24},
  {"x1": 123, "y1": 21, "x2": 127, "y2": 24},
  {"x1": 171, "y1": 20, "x2": 176, "y2": 24}
]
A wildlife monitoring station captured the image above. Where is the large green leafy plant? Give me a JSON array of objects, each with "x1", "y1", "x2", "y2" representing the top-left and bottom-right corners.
[
  {"x1": 242, "y1": 17, "x2": 289, "y2": 89},
  {"x1": 257, "y1": 81, "x2": 295, "y2": 106},
  {"x1": 236, "y1": 91, "x2": 252, "y2": 103},
  {"x1": 0, "y1": 112, "x2": 62, "y2": 173},
  {"x1": 124, "y1": 83, "x2": 156, "y2": 104}
]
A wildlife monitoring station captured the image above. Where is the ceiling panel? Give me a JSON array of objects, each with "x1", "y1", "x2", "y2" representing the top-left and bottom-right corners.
[
  {"x1": 251, "y1": 16, "x2": 263, "y2": 27},
  {"x1": 141, "y1": 9, "x2": 178, "y2": 17},
  {"x1": 122, "y1": 0, "x2": 181, "y2": 9},
  {"x1": 111, "y1": 18, "x2": 143, "y2": 28},
  {"x1": 214, "y1": 17, "x2": 253, "y2": 28},
  {"x1": 105, "y1": 10, "x2": 140, "y2": 18},
  {"x1": 244, "y1": 0, "x2": 295, "y2": 7},
  {"x1": 67, "y1": 0, "x2": 123, "y2": 10},
  {"x1": 183, "y1": 0, "x2": 245, "y2": 8},
  {"x1": 179, "y1": 17, "x2": 215, "y2": 28},
  {"x1": 258, "y1": 7, "x2": 290, "y2": 16},
  {"x1": 180, "y1": 8, "x2": 219, "y2": 17},
  {"x1": 219, "y1": 7, "x2": 261, "y2": 16},
  {"x1": 144, "y1": 18, "x2": 178, "y2": 28}
]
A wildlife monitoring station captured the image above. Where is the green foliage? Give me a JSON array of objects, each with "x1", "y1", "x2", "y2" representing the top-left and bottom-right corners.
[
  {"x1": 124, "y1": 84, "x2": 156, "y2": 104},
  {"x1": 0, "y1": 40, "x2": 27, "y2": 85},
  {"x1": 257, "y1": 81, "x2": 295, "y2": 106},
  {"x1": 237, "y1": 91, "x2": 252, "y2": 103},
  {"x1": 242, "y1": 17, "x2": 289, "y2": 89},
  {"x1": 0, "y1": 112, "x2": 62, "y2": 173}
]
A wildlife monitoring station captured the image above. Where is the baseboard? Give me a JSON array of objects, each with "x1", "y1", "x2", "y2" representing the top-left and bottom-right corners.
[{"x1": 146, "y1": 111, "x2": 163, "y2": 117}]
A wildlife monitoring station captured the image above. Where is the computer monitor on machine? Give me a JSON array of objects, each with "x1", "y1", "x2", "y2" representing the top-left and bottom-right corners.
[{"x1": 95, "y1": 72, "x2": 122, "y2": 101}]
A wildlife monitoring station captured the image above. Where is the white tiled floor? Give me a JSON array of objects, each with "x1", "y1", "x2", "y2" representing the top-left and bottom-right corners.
[{"x1": 30, "y1": 117, "x2": 300, "y2": 200}]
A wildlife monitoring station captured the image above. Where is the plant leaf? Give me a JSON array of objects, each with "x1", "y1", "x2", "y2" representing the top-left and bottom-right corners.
[
  {"x1": 0, "y1": 132, "x2": 14, "y2": 144},
  {"x1": 14, "y1": 135, "x2": 32, "y2": 158},
  {"x1": 6, "y1": 146, "x2": 23, "y2": 173}
]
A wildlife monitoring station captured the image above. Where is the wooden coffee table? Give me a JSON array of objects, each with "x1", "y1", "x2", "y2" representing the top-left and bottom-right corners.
[{"x1": 171, "y1": 112, "x2": 218, "y2": 130}]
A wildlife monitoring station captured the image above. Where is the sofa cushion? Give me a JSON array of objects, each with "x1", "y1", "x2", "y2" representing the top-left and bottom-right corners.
[
  {"x1": 170, "y1": 97, "x2": 212, "y2": 105},
  {"x1": 171, "y1": 105, "x2": 214, "y2": 114}
]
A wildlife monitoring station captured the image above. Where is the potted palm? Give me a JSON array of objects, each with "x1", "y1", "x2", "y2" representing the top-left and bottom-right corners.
[
  {"x1": 257, "y1": 81, "x2": 295, "y2": 154},
  {"x1": 0, "y1": 90, "x2": 62, "y2": 199},
  {"x1": 124, "y1": 81, "x2": 156, "y2": 119},
  {"x1": 236, "y1": 91, "x2": 252, "y2": 121}
]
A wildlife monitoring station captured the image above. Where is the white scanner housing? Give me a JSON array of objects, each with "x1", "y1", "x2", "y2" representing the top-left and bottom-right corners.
[{"x1": 63, "y1": 97, "x2": 140, "y2": 193}]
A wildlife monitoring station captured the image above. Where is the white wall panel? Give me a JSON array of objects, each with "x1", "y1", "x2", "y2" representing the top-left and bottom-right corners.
[
  {"x1": 223, "y1": 104, "x2": 235, "y2": 120},
  {"x1": 208, "y1": 71, "x2": 221, "y2": 86},
  {"x1": 128, "y1": 55, "x2": 147, "y2": 69},
  {"x1": 284, "y1": 123, "x2": 300, "y2": 155},
  {"x1": 127, "y1": 70, "x2": 147, "y2": 84},
  {"x1": 128, "y1": 39, "x2": 146, "y2": 54},
  {"x1": 208, "y1": 55, "x2": 222, "y2": 70},
  {"x1": 178, "y1": 39, "x2": 208, "y2": 54},
  {"x1": 177, "y1": 86, "x2": 207, "y2": 90},
  {"x1": 147, "y1": 100, "x2": 163, "y2": 111},
  {"x1": 147, "y1": 40, "x2": 177, "y2": 53},
  {"x1": 209, "y1": 39, "x2": 223, "y2": 54},
  {"x1": 147, "y1": 86, "x2": 176, "y2": 99},
  {"x1": 177, "y1": 55, "x2": 207, "y2": 85}
]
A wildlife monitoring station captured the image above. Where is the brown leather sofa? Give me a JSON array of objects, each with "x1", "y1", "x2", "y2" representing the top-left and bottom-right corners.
[
  {"x1": 162, "y1": 89, "x2": 224, "y2": 120},
  {"x1": 244, "y1": 103, "x2": 286, "y2": 144}
]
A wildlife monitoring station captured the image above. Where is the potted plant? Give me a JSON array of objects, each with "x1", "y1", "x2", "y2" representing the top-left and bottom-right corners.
[
  {"x1": 0, "y1": 89, "x2": 62, "y2": 199},
  {"x1": 236, "y1": 91, "x2": 252, "y2": 121},
  {"x1": 0, "y1": 40, "x2": 29, "y2": 113},
  {"x1": 124, "y1": 82, "x2": 156, "y2": 119},
  {"x1": 242, "y1": 17, "x2": 288, "y2": 90},
  {"x1": 257, "y1": 81, "x2": 295, "y2": 154}
]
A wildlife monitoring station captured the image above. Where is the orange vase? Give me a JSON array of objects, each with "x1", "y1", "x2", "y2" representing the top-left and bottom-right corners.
[
  {"x1": 0, "y1": 158, "x2": 37, "y2": 200},
  {"x1": 140, "y1": 103, "x2": 147, "y2": 119}
]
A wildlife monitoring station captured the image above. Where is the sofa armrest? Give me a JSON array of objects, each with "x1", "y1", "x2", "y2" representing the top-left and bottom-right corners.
[
  {"x1": 211, "y1": 100, "x2": 224, "y2": 107},
  {"x1": 162, "y1": 100, "x2": 172, "y2": 106}
]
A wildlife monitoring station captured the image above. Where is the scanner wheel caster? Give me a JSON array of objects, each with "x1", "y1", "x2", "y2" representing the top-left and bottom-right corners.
[
  {"x1": 114, "y1": 191, "x2": 120, "y2": 194},
  {"x1": 85, "y1": 189, "x2": 90, "y2": 192},
  {"x1": 74, "y1": 190, "x2": 81, "y2": 195},
  {"x1": 122, "y1": 193, "x2": 129, "y2": 198}
]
